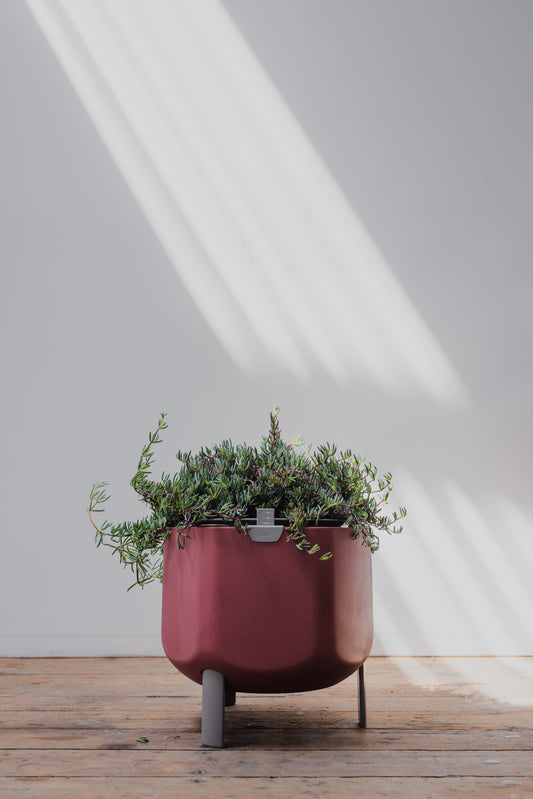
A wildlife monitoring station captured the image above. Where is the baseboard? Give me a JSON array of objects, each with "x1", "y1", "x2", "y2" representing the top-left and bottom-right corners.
[{"x1": 0, "y1": 636, "x2": 165, "y2": 657}]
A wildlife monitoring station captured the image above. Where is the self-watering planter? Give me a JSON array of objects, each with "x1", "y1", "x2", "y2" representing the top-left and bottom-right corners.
[
  {"x1": 90, "y1": 411, "x2": 404, "y2": 746},
  {"x1": 161, "y1": 513, "x2": 373, "y2": 747}
]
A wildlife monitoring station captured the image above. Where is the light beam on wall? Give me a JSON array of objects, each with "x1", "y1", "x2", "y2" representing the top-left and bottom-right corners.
[
  {"x1": 26, "y1": 0, "x2": 467, "y2": 405},
  {"x1": 384, "y1": 470, "x2": 533, "y2": 655}
]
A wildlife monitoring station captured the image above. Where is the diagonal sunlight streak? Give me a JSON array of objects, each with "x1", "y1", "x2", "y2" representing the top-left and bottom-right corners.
[
  {"x1": 86, "y1": 0, "x2": 314, "y2": 379},
  {"x1": 444, "y1": 483, "x2": 533, "y2": 642},
  {"x1": 385, "y1": 656, "x2": 533, "y2": 707},
  {"x1": 375, "y1": 474, "x2": 488, "y2": 655},
  {"x1": 96, "y1": 0, "x2": 325, "y2": 380},
  {"x1": 135, "y1": 5, "x2": 357, "y2": 383},
  {"x1": 393, "y1": 471, "x2": 533, "y2": 655},
  {"x1": 490, "y1": 496, "x2": 533, "y2": 609},
  {"x1": 26, "y1": 0, "x2": 467, "y2": 403},
  {"x1": 25, "y1": 0, "x2": 261, "y2": 371}
]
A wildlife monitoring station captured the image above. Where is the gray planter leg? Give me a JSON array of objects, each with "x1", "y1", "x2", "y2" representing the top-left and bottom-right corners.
[
  {"x1": 225, "y1": 686, "x2": 236, "y2": 707},
  {"x1": 201, "y1": 669, "x2": 225, "y2": 747},
  {"x1": 358, "y1": 663, "x2": 367, "y2": 728}
]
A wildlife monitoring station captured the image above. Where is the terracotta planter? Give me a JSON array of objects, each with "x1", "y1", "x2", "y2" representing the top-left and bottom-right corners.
[{"x1": 161, "y1": 526, "x2": 373, "y2": 745}]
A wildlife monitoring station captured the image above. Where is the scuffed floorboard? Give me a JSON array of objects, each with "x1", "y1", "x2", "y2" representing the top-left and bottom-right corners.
[{"x1": 0, "y1": 656, "x2": 532, "y2": 797}]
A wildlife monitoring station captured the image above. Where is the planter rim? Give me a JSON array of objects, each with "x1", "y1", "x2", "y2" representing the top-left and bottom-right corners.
[{"x1": 168, "y1": 519, "x2": 347, "y2": 528}]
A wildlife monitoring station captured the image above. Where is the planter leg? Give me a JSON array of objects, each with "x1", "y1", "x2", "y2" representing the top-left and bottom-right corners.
[
  {"x1": 358, "y1": 664, "x2": 367, "y2": 728},
  {"x1": 225, "y1": 686, "x2": 236, "y2": 707},
  {"x1": 201, "y1": 669, "x2": 225, "y2": 747}
]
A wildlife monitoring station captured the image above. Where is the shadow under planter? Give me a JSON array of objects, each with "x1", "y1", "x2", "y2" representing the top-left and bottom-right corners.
[{"x1": 161, "y1": 525, "x2": 373, "y2": 747}]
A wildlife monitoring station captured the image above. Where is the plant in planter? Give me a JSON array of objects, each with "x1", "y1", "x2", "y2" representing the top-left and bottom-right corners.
[{"x1": 89, "y1": 409, "x2": 405, "y2": 746}]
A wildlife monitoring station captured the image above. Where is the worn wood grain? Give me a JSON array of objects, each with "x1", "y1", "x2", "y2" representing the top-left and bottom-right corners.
[
  {"x1": 2, "y1": 709, "x2": 530, "y2": 735},
  {"x1": 2, "y1": 747, "x2": 533, "y2": 778},
  {"x1": 1, "y1": 727, "x2": 531, "y2": 751},
  {"x1": 4, "y1": 692, "x2": 525, "y2": 713},
  {"x1": 0, "y1": 657, "x2": 531, "y2": 798},
  {"x1": 0, "y1": 776, "x2": 531, "y2": 798}
]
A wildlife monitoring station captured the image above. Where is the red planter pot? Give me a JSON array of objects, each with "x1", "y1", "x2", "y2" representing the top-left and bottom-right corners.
[
  {"x1": 162, "y1": 525, "x2": 373, "y2": 745},
  {"x1": 162, "y1": 525, "x2": 372, "y2": 693}
]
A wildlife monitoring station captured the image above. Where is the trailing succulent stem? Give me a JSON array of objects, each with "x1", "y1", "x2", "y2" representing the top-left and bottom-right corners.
[{"x1": 89, "y1": 410, "x2": 406, "y2": 589}]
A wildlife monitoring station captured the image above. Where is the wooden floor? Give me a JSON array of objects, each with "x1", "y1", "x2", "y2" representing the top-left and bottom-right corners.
[{"x1": 1, "y1": 657, "x2": 532, "y2": 798}]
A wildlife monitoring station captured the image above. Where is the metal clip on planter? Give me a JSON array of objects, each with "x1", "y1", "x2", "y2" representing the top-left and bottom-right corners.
[{"x1": 248, "y1": 508, "x2": 284, "y2": 542}]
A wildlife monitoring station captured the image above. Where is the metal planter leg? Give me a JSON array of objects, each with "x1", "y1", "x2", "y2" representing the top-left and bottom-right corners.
[
  {"x1": 225, "y1": 686, "x2": 236, "y2": 707},
  {"x1": 201, "y1": 669, "x2": 225, "y2": 747},
  {"x1": 358, "y1": 663, "x2": 367, "y2": 728}
]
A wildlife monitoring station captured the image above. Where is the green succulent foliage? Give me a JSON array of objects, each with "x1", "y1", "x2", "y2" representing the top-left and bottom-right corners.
[{"x1": 89, "y1": 410, "x2": 406, "y2": 589}]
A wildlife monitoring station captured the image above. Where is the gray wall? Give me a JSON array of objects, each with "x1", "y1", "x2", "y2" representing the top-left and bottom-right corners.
[{"x1": 1, "y1": 0, "x2": 532, "y2": 655}]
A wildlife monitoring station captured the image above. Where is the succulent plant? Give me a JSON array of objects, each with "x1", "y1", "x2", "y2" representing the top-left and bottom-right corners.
[{"x1": 89, "y1": 409, "x2": 405, "y2": 589}]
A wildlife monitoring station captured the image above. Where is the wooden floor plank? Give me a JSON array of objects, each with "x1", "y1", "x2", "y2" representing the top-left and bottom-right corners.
[
  {"x1": 2, "y1": 709, "x2": 530, "y2": 734},
  {"x1": 1, "y1": 679, "x2": 527, "y2": 699},
  {"x1": 1, "y1": 776, "x2": 531, "y2": 798},
  {"x1": 4, "y1": 692, "x2": 526, "y2": 713},
  {"x1": 1, "y1": 727, "x2": 531, "y2": 751},
  {"x1": 2, "y1": 748, "x2": 533, "y2": 778}
]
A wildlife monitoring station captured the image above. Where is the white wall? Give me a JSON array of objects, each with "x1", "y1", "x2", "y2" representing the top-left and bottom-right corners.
[{"x1": 1, "y1": 0, "x2": 532, "y2": 656}]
